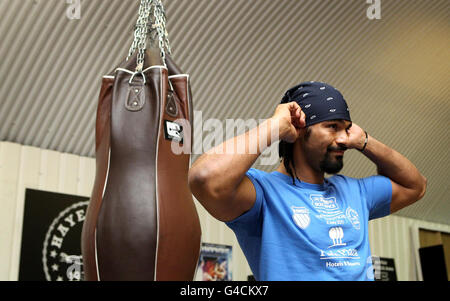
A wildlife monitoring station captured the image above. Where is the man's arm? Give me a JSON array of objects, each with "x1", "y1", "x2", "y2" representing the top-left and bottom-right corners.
[
  {"x1": 348, "y1": 124, "x2": 427, "y2": 214},
  {"x1": 188, "y1": 122, "x2": 265, "y2": 222},
  {"x1": 188, "y1": 102, "x2": 305, "y2": 222}
]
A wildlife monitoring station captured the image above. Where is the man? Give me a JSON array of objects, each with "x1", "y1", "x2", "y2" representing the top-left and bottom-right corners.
[{"x1": 188, "y1": 81, "x2": 427, "y2": 280}]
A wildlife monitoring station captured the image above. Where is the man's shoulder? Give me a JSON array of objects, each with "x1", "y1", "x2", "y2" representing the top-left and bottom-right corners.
[
  {"x1": 327, "y1": 174, "x2": 391, "y2": 189},
  {"x1": 246, "y1": 168, "x2": 272, "y2": 179},
  {"x1": 327, "y1": 174, "x2": 356, "y2": 181},
  {"x1": 327, "y1": 174, "x2": 361, "y2": 186},
  {"x1": 246, "y1": 168, "x2": 290, "y2": 188}
]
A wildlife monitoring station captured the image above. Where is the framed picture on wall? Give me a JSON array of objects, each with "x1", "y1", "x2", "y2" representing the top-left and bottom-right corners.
[
  {"x1": 195, "y1": 243, "x2": 232, "y2": 281},
  {"x1": 18, "y1": 189, "x2": 89, "y2": 281}
]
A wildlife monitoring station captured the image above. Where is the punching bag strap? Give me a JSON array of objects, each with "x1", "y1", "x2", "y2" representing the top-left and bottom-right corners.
[{"x1": 127, "y1": 0, "x2": 172, "y2": 72}]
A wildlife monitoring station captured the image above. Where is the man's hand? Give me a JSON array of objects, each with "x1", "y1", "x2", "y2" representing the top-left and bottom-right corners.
[
  {"x1": 346, "y1": 123, "x2": 366, "y2": 150},
  {"x1": 271, "y1": 102, "x2": 306, "y2": 143}
]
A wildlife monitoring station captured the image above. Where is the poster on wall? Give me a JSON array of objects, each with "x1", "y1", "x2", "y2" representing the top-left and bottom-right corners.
[
  {"x1": 195, "y1": 243, "x2": 232, "y2": 281},
  {"x1": 373, "y1": 257, "x2": 397, "y2": 281},
  {"x1": 18, "y1": 189, "x2": 89, "y2": 281}
]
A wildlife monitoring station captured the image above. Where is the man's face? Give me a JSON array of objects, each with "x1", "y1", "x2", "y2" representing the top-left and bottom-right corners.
[{"x1": 301, "y1": 119, "x2": 352, "y2": 174}]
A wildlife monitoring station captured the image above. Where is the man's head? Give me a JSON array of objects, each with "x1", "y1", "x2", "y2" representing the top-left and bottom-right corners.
[
  {"x1": 279, "y1": 81, "x2": 352, "y2": 181},
  {"x1": 301, "y1": 119, "x2": 352, "y2": 174}
]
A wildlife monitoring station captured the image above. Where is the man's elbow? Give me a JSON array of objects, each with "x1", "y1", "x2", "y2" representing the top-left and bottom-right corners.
[
  {"x1": 417, "y1": 175, "x2": 427, "y2": 200},
  {"x1": 188, "y1": 168, "x2": 235, "y2": 222},
  {"x1": 391, "y1": 176, "x2": 427, "y2": 214},
  {"x1": 188, "y1": 167, "x2": 222, "y2": 203},
  {"x1": 188, "y1": 167, "x2": 209, "y2": 198}
]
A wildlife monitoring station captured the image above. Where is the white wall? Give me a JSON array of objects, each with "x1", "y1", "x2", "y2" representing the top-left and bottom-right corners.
[
  {"x1": 0, "y1": 142, "x2": 95, "y2": 281},
  {"x1": 1, "y1": 141, "x2": 449, "y2": 281}
]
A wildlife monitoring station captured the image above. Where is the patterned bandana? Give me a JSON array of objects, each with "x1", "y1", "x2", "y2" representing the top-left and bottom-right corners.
[{"x1": 281, "y1": 81, "x2": 351, "y2": 126}]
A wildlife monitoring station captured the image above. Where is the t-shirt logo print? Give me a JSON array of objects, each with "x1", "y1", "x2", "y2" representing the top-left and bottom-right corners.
[
  {"x1": 309, "y1": 194, "x2": 347, "y2": 226},
  {"x1": 345, "y1": 207, "x2": 361, "y2": 230},
  {"x1": 291, "y1": 206, "x2": 310, "y2": 230},
  {"x1": 328, "y1": 227, "x2": 346, "y2": 248}
]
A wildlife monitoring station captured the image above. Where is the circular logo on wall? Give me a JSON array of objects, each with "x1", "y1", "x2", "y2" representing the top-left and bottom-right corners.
[{"x1": 42, "y1": 201, "x2": 89, "y2": 281}]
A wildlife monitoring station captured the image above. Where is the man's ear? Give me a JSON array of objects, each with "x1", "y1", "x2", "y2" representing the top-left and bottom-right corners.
[{"x1": 303, "y1": 127, "x2": 312, "y2": 141}]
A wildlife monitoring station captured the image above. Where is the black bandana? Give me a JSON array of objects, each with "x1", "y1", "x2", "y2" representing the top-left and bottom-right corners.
[{"x1": 281, "y1": 81, "x2": 351, "y2": 126}]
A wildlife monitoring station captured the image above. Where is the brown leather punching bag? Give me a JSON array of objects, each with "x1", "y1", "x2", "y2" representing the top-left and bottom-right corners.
[{"x1": 81, "y1": 0, "x2": 201, "y2": 281}]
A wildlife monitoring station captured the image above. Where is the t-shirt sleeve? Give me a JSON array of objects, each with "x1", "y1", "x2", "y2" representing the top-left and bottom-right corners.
[
  {"x1": 225, "y1": 168, "x2": 264, "y2": 231},
  {"x1": 359, "y1": 175, "x2": 392, "y2": 220}
]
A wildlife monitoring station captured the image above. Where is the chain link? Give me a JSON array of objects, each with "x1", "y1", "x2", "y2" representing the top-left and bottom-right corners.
[{"x1": 127, "y1": 0, "x2": 172, "y2": 72}]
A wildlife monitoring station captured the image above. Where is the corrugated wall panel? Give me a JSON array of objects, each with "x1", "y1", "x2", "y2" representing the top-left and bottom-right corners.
[
  {"x1": 0, "y1": 142, "x2": 21, "y2": 280},
  {"x1": 0, "y1": 142, "x2": 97, "y2": 280},
  {"x1": 8, "y1": 145, "x2": 41, "y2": 280},
  {"x1": 368, "y1": 215, "x2": 450, "y2": 281}
]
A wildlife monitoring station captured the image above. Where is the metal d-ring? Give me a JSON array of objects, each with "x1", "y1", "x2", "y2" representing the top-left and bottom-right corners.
[{"x1": 129, "y1": 71, "x2": 146, "y2": 85}]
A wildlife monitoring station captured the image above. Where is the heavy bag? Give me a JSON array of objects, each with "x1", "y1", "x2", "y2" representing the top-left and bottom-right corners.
[{"x1": 81, "y1": 2, "x2": 201, "y2": 281}]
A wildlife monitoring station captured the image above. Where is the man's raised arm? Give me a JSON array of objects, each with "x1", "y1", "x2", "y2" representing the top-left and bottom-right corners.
[
  {"x1": 188, "y1": 102, "x2": 305, "y2": 221},
  {"x1": 347, "y1": 124, "x2": 427, "y2": 213}
]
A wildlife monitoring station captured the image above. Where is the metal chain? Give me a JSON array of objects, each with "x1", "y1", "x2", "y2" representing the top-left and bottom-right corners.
[
  {"x1": 127, "y1": 0, "x2": 152, "y2": 71},
  {"x1": 127, "y1": 0, "x2": 172, "y2": 71},
  {"x1": 153, "y1": 0, "x2": 172, "y2": 64}
]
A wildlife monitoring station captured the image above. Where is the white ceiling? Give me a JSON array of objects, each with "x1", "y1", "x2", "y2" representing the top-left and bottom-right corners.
[{"x1": 0, "y1": 0, "x2": 449, "y2": 225}]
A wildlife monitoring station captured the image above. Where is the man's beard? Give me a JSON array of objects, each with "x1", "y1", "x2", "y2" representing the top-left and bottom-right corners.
[{"x1": 319, "y1": 146, "x2": 346, "y2": 174}]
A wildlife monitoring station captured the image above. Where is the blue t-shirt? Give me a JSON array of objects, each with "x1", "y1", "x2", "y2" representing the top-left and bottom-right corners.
[{"x1": 225, "y1": 169, "x2": 392, "y2": 281}]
